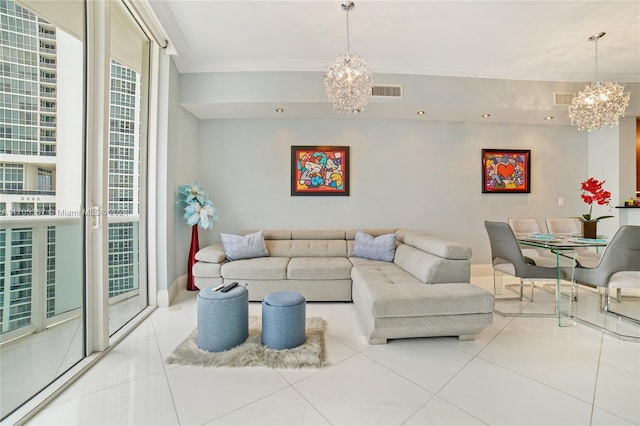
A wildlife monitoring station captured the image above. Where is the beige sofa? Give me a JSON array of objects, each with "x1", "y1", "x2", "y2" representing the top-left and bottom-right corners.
[{"x1": 193, "y1": 229, "x2": 494, "y2": 344}]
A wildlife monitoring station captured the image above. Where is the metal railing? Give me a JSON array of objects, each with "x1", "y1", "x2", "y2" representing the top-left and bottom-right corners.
[
  {"x1": 0, "y1": 216, "x2": 82, "y2": 341},
  {"x1": 0, "y1": 214, "x2": 142, "y2": 342},
  {"x1": 0, "y1": 189, "x2": 55, "y2": 196}
]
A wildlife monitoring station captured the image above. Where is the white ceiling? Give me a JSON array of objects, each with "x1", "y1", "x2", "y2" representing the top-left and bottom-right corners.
[{"x1": 147, "y1": 0, "x2": 640, "y2": 123}]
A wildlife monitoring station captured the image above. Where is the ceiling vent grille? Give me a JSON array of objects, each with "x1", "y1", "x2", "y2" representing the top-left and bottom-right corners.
[
  {"x1": 371, "y1": 85, "x2": 403, "y2": 98},
  {"x1": 554, "y1": 92, "x2": 576, "y2": 106}
]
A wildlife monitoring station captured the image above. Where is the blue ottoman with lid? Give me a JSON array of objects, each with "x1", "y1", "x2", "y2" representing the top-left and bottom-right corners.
[
  {"x1": 197, "y1": 284, "x2": 248, "y2": 352},
  {"x1": 261, "y1": 291, "x2": 306, "y2": 350}
]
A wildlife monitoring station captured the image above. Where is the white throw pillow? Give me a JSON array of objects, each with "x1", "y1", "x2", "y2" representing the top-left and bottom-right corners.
[
  {"x1": 353, "y1": 231, "x2": 396, "y2": 262},
  {"x1": 220, "y1": 230, "x2": 269, "y2": 261}
]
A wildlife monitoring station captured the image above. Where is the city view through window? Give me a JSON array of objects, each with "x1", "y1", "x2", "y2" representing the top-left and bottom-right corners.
[{"x1": 0, "y1": 0, "x2": 147, "y2": 418}]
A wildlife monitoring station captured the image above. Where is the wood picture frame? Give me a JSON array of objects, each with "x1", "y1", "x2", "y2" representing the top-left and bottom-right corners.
[
  {"x1": 291, "y1": 146, "x2": 349, "y2": 196},
  {"x1": 481, "y1": 149, "x2": 531, "y2": 193}
]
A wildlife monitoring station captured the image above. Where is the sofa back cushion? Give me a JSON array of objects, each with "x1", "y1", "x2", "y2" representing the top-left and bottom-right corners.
[
  {"x1": 291, "y1": 230, "x2": 345, "y2": 240},
  {"x1": 396, "y1": 229, "x2": 471, "y2": 260},
  {"x1": 266, "y1": 239, "x2": 348, "y2": 257},
  {"x1": 245, "y1": 229, "x2": 346, "y2": 241},
  {"x1": 394, "y1": 244, "x2": 471, "y2": 284}
]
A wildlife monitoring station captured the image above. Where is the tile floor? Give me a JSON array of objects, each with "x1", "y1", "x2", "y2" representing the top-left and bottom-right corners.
[{"x1": 23, "y1": 276, "x2": 640, "y2": 425}]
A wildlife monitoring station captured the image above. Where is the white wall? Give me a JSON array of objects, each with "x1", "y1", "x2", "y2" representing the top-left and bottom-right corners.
[
  {"x1": 156, "y1": 57, "x2": 201, "y2": 290},
  {"x1": 193, "y1": 118, "x2": 588, "y2": 264},
  {"x1": 586, "y1": 116, "x2": 638, "y2": 238},
  {"x1": 169, "y1": 66, "x2": 201, "y2": 281}
]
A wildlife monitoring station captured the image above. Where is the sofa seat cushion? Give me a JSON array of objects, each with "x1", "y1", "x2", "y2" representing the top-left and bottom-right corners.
[
  {"x1": 287, "y1": 257, "x2": 352, "y2": 280},
  {"x1": 221, "y1": 257, "x2": 289, "y2": 280},
  {"x1": 192, "y1": 261, "x2": 222, "y2": 278},
  {"x1": 348, "y1": 257, "x2": 394, "y2": 267},
  {"x1": 352, "y1": 265, "x2": 494, "y2": 318}
]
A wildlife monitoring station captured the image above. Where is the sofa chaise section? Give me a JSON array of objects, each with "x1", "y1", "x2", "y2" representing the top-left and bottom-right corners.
[{"x1": 352, "y1": 265, "x2": 494, "y2": 344}]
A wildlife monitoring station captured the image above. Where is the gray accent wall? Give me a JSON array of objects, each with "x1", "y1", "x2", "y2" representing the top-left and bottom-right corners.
[
  {"x1": 193, "y1": 118, "x2": 588, "y2": 264},
  {"x1": 164, "y1": 64, "x2": 636, "y2": 289}
]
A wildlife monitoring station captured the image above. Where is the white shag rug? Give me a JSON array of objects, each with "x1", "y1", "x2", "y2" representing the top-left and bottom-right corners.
[{"x1": 165, "y1": 316, "x2": 328, "y2": 369}]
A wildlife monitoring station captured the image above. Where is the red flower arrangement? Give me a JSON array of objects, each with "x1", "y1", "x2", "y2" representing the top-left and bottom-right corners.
[{"x1": 578, "y1": 177, "x2": 613, "y2": 222}]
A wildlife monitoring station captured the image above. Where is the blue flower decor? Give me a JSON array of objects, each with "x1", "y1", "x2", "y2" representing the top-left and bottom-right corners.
[{"x1": 177, "y1": 181, "x2": 219, "y2": 229}]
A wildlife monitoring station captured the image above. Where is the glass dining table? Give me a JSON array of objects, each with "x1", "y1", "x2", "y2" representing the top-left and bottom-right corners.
[{"x1": 516, "y1": 233, "x2": 608, "y2": 326}]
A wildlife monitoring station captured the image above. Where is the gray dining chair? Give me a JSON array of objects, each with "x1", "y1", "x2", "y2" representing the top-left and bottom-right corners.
[
  {"x1": 485, "y1": 220, "x2": 567, "y2": 302},
  {"x1": 508, "y1": 218, "x2": 556, "y2": 260},
  {"x1": 560, "y1": 225, "x2": 640, "y2": 315}
]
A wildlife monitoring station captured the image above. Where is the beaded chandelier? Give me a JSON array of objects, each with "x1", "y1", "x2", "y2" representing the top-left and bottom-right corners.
[
  {"x1": 568, "y1": 32, "x2": 630, "y2": 132},
  {"x1": 324, "y1": 1, "x2": 374, "y2": 114}
]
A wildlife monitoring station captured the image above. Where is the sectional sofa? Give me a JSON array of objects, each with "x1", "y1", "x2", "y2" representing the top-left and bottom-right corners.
[{"x1": 193, "y1": 229, "x2": 494, "y2": 344}]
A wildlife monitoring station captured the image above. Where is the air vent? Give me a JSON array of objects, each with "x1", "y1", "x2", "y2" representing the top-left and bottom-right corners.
[
  {"x1": 371, "y1": 85, "x2": 403, "y2": 98},
  {"x1": 553, "y1": 92, "x2": 576, "y2": 106}
]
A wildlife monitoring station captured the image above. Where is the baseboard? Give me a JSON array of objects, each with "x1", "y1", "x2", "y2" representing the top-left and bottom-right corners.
[{"x1": 157, "y1": 275, "x2": 186, "y2": 307}]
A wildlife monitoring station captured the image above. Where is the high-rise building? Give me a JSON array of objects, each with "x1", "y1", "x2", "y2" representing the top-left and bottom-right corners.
[
  {"x1": 0, "y1": 0, "x2": 58, "y2": 333},
  {"x1": 0, "y1": 0, "x2": 57, "y2": 217},
  {"x1": 107, "y1": 59, "x2": 140, "y2": 298}
]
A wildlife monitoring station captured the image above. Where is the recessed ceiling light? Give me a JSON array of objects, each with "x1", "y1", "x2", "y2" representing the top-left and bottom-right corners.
[
  {"x1": 544, "y1": 116, "x2": 554, "y2": 120},
  {"x1": 481, "y1": 113, "x2": 491, "y2": 118},
  {"x1": 417, "y1": 111, "x2": 425, "y2": 115},
  {"x1": 275, "y1": 108, "x2": 284, "y2": 113}
]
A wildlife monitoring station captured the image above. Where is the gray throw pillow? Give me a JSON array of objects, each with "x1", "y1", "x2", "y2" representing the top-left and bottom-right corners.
[
  {"x1": 220, "y1": 230, "x2": 269, "y2": 261},
  {"x1": 353, "y1": 231, "x2": 396, "y2": 262}
]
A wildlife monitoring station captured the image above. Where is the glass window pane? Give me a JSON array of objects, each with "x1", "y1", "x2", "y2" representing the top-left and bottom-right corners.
[
  {"x1": 0, "y1": 0, "x2": 84, "y2": 419},
  {"x1": 107, "y1": 1, "x2": 148, "y2": 335}
]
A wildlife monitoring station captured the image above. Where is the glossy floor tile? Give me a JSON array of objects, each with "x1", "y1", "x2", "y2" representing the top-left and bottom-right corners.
[{"x1": 19, "y1": 274, "x2": 640, "y2": 425}]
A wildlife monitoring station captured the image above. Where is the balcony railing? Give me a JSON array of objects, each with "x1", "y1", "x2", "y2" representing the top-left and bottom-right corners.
[
  {"x1": 0, "y1": 214, "x2": 142, "y2": 343},
  {"x1": 38, "y1": 31, "x2": 55, "y2": 40},
  {"x1": 0, "y1": 216, "x2": 83, "y2": 341},
  {"x1": 0, "y1": 189, "x2": 55, "y2": 196}
]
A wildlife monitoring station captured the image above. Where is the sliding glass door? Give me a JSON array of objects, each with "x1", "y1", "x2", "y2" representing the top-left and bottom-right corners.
[
  {"x1": 0, "y1": 0, "x2": 151, "y2": 419},
  {"x1": 0, "y1": 0, "x2": 85, "y2": 418}
]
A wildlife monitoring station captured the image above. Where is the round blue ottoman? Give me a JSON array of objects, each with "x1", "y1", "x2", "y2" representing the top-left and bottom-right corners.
[
  {"x1": 197, "y1": 284, "x2": 248, "y2": 352},
  {"x1": 261, "y1": 291, "x2": 306, "y2": 350}
]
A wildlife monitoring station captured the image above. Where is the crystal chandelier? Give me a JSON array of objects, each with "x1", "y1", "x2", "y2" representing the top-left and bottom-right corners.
[
  {"x1": 568, "y1": 32, "x2": 630, "y2": 132},
  {"x1": 324, "y1": 1, "x2": 374, "y2": 114}
]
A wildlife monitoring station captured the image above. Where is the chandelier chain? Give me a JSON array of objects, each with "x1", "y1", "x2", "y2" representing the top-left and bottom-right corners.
[
  {"x1": 345, "y1": 6, "x2": 351, "y2": 54},
  {"x1": 593, "y1": 36, "x2": 599, "y2": 81}
]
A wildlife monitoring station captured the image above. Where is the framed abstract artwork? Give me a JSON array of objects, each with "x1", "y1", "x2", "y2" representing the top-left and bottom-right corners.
[
  {"x1": 481, "y1": 149, "x2": 531, "y2": 193},
  {"x1": 291, "y1": 146, "x2": 349, "y2": 196}
]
